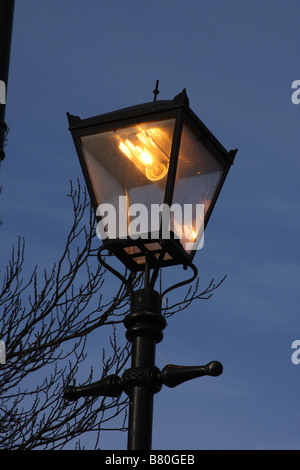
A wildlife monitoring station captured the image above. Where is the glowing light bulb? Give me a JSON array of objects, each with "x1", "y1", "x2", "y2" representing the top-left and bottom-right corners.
[
  {"x1": 145, "y1": 162, "x2": 168, "y2": 181},
  {"x1": 118, "y1": 127, "x2": 169, "y2": 182},
  {"x1": 119, "y1": 141, "x2": 133, "y2": 159},
  {"x1": 139, "y1": 150, "x2": 153, "y2": 165}
]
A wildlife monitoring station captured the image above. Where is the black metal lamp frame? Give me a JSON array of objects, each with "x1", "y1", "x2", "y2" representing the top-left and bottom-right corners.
[
  {"x1": 67, "y1": 88, "x2": 237, "y2": 273},
  {"x1": 64, "y1": 86, "x2": 237, "y2": 450}
]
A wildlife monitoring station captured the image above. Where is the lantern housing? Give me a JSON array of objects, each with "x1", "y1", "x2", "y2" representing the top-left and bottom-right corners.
[{"x1": 67, "y1": 89, "x2": 236, "y2": 271}]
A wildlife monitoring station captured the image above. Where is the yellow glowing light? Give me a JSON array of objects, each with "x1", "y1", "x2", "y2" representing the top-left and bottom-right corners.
[
  {"x1": 119, "y1": 141, "x2": 133, "y2": 160},
  {"x1": 146, "y1": 163, "x2": 168, "y2": 181},
  {"x1": 118, "y1": 127, "x2": 169, "y2": 182},
  {"x1": 185, "y1": 225, "x2": 197, "y2": 241},
  {"x1": 174, "y1": 222, "x2": 197, "y2": 241},
  {"x1": 139, "y1": 150, "x2": 153, "y2": 165},
  {"x1": 184, "y1": 225, "x2": 197, "y2": 241}
]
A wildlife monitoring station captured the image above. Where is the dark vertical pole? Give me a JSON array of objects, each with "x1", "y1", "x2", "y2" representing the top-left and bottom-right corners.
[
  {"x1": 0, "y1": 0, "x2": 15, "y2": 161},
  {"x1": 127, "y1": 328, "x2": 156, "y2": 449},
  {"x1": 124, "y1": 260, "x2": 166, "y2": 450}
]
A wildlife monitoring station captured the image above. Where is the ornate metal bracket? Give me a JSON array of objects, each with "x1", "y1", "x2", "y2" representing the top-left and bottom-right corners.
[{"x1": 64, "y1": 361, "x2": 223, "y2": 401}]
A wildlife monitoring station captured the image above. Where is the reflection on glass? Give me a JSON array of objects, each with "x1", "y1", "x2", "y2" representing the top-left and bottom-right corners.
[{"x1": 172, "y1": 122, "x2": 225, "y2": 253}]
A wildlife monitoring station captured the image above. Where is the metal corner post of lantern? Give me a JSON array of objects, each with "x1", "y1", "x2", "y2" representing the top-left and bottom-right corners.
[{"x1": 63, "y1": 83, "x2": 238, "y2": 450}]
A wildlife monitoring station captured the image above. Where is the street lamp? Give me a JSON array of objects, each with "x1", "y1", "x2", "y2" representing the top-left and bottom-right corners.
[{"x1": 64, "y1": 86, "x2": 237, "y2": 450}]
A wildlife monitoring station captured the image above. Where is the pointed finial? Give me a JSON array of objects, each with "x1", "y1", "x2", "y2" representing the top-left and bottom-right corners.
[
  {"x1": 153, "y1": 80, "x2": 159, "y2": 101},
  {"x1": 66, "y1": 112, "x2": 81, "y2": 126},
  {"x1": 172, "y1": 88, "x2": 189, "y2": 106},
  {"x1": 228, "y1": 148, "x2": 238, "y2": 162}
]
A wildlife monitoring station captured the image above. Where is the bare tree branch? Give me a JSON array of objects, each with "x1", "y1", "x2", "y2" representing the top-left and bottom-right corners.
[{"x1": 0, "y1": 179, "x2": 225, "y2": 449}]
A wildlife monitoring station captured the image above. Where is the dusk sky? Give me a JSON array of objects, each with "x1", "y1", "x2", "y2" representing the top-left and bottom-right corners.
[{"x1": 1, "y1": 1, "x2": 299, "y2": 450}]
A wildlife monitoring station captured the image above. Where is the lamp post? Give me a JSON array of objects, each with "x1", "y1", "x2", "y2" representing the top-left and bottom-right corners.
[
  {"x1": 64, "y1": 87, "x2": 237, "y2": 450},
  {"x1": 0, "y1": 0, "x2": 15, "y2": 161}
]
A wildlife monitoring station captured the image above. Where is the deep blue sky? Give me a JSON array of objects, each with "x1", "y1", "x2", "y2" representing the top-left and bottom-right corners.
[{"x1": 1, "y1": 0, "x2": 299, "y2": 450}]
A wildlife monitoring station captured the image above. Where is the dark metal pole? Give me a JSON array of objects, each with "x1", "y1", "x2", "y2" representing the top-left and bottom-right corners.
[
  {"x1": 0, "y1": 0, "x2": 15, "y2": 161},
  {"x1": 126, "y1": 259, "x2": 154, "y2": 450},
  {"x1": 124, "y1": 259, "x2": 166, "y2": 450},
  {"x1": 127, "y1": 329, "x2": 156, "y2": 449}
]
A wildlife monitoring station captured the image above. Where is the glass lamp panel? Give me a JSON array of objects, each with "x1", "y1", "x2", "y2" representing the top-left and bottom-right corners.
[
  {"x1": 79, "y1": 118, "x2": 175, "y2": 242},
  {"x1": 171, "y1": 122, "x2": 225, "y2": 254}
]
